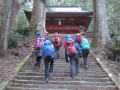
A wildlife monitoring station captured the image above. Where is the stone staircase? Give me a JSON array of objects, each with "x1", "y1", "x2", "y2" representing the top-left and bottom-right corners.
[{"x1": 5, "y1": 46, "x2": 119, "y2": 90}]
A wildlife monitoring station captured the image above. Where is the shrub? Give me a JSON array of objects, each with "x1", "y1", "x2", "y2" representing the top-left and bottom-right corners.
[
  {"x1": 8, "y1": 31, "x2": 23, "y2": 48},
  {"x1": 15, "y1": 27, "x2": 30, "y2": 36}
]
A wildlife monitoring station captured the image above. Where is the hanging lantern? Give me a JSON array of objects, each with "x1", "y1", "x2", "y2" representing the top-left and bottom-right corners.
[{"x1": 58, "y1": 21, "x2": 62, "y2": 25}]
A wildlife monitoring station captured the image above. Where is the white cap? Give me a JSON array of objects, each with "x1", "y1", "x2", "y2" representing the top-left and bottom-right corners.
[{"x1": 77, "y1": 33, "x2": 81, "y2": 36}]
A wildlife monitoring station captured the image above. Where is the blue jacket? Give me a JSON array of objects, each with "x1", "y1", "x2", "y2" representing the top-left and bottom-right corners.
[
  {"x1": 74, "y1": 42, "x2": 82, "y2": 58},
  {"x1": 74, "y1": 36, "x2": 77, "y2": 42}
]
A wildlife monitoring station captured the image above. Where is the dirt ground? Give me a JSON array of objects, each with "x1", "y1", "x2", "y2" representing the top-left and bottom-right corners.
[
  {"x1": 87, "y1": 32, "x2": 120, "y2": 80},
  {"x1": 0, "y1": 38, "x2": 32, "y2": 84},
  {"x1": 93, "y1": 49, "x2": 120, "y2": 76}
]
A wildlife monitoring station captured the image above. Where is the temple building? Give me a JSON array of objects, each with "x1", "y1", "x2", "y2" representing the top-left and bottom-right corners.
[{"x1": 24, "y1": 6, "x2": 93, "y2": 34}]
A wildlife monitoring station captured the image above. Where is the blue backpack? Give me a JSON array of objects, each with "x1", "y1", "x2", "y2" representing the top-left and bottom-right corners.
[
  {"x1": 81, "y1": 38, "x2": 90, "y2": 50},
  {"x1": 43, "y1": 40, "x2": 55, "y2": 57}
]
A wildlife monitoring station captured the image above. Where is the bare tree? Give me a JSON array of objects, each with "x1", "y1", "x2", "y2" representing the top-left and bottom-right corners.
[
  {"x1": 30, "y1": 0, "x2": 46, "y2": 35},
  {"x1": 93, "y1": 0, "x2": 110, "y2": 48}
]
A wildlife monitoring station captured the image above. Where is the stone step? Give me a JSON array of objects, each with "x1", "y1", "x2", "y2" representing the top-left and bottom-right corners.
[
  {"x1": 5, "y1": 50, "x2": 118, "y2": 90},
  {"x1": 26, "y1": 64, "x2": 99, "y2": 66},
  {"x1": 8, "y1": 83, "x2": 117, "y2": 90},
  {"x1": 11, "y1": 79, "x2": 113, "y2": 86},
  {"x1": 17, "y1": 72, "x2": 107, "y2": 78},
  {"x1": 21, "y1": 64, "x2": 102, "y2": 69},
  {"x1": 25, "y1": 58, "x2": 96, "y2": 62},
  {"x1": 19, "y1": 69, "x2": 104, "y2": 73},
  {"x1": 16, "y1": 74, "x2": 107, "y2": 79},
  {"x1": 6, "y1": 86, "x2": 119, "y2": 90},
  {"x1": 15, "y1": 76, "x2": 83, "y2": 81},
  {"x1": 27, "y1": 57, "x2": 95, "y2": 60},
  {"x1": 23, "y1": 64, "x2": 100, "y2": 68},
  {"x1": 6, "y1": 86, "x2": 73, "y2": 90},
  {"x1": 23, "y1": 63, "x2": 100, "y2": 66},
  {"x1": 14, "y1": 76, "x2": 110, "y2": 82},
  {"x1": 24, "y1": 61, "x2": 97, "y2": 64},
  {"x1": 22, "y1": 64, "x2": 100, "y2": 68},
  {"x1": 17, "y1": 72, "x2": 106, "y2": 76},
  {"x1": 18, "y1": 70, "x2": 105, "y2": 74},
  {"x1": 20, "y1": 67, "x2": 102, "y2": 71},
  {"x1": 24, "y1": 62, "x2": 98, "y2": 66}
]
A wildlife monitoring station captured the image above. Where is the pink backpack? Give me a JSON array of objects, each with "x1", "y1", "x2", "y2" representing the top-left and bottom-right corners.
[
  {"x1": 34, "y1": 38, "x2": 43, "y2": 50},
  {"x1": 53, "y1": 35, "x2": 60, "y2": 44}
]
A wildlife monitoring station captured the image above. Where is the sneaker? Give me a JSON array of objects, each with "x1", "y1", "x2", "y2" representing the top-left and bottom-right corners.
[
  {"x1": 72, "y1": 75, "x2": 75, "y2": 78},
  {"x1": 66, "y1": 60, "x2": 69, "y2": 63},
  {"x1": 34, "y1": 63, "x2": 37, "y2": 67},
  {"x1": 57, "y1": 54, "x2": 60, "y2": 58},
  {"x1": 34, "y1": 63, "x2": 40, "y2": 67},
  {"x1": 85, "y1": 65, "x2": 88, "y2": 70},
  {"x1": 70, "y1": 74, "x2": 75, "y2": 78},
  {"x1": 45, "y1": 77, "x2": 49, "y2": 83},
  {"x1": 66, "y1": 59, "x2": 70, "y2": 63},
  {"x1": 75, "y1": 72, "x2": 79, "y2": 76},
  {"x1": 49, "y1": 73, "x2": 53, "y2": 77}
]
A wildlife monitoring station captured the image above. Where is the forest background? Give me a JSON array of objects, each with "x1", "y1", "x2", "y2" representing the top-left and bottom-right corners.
[{"x1": 0, "y1": 0, "x2": 120, "y2": 88}]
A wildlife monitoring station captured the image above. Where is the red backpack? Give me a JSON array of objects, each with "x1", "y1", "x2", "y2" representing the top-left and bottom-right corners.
[
  {"x1": 53, "y1": 35, "x2": 60, "y2": 44},
  {"x1": 67, "y1": 40, "x2": 78, "y2": 56}
]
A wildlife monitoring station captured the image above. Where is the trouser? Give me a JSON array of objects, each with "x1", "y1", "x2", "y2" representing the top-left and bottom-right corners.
[
  {"x1": 34, "y1": 50, "x2": 42, "y2": 67},
  {"x1": 82, "y1": 49, "x2": 89, "y2": 66},
  {"x1": 54, "y1": 45, "x2": 61, "y2": 58},
  {"x1": 44, "y1": 56, "x2": 54, "y2": 79},
  {"x1": 70, "y1": 54, "x2": 80, "y2": 75},
  {"x1": 79, "y1": 49, "x2": 83, "y2": 58},
  {"x1": 35, "y1": 56, "x2": 41, "y2": 67},
  {"x1": 65, "y1": 48, "x2": 69, "y2": 62}
]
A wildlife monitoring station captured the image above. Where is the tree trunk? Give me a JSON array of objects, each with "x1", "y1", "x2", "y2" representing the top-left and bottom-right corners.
[
  {"x1": 93, "y1": 0, "x2": 110, "y2": 48},
  {"x1": 30, "y1": 0, "x2": 46, "y2": 35},
  {"x1": 0, "y1": 0, "x2": 18, "y2": 52},
  {"x1": 0, "y1": 0, "x2": 13, "y2": 52}
]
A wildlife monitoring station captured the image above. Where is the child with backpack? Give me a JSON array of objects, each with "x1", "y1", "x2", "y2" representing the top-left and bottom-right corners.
[
  {"x1": 74, "y1": 33, "x2": 82, "y2": 43},
  {"x1": 42, "y1": 33, "x2": 47, "y2": 41},
  {"x1": 64, "y1": 35, "x2": 73, "y2": 62},
  {"x1": 43, "y1": 40, "x2": 55, "y2": 82},
  {"x1": 52, "y1": 33, "x2": 62, "y2": 58},
  {"x1": 74, "y1": 33, "x2": 83, "y2": 58},
  {"x1": 42, "y1": 31, "x2": 49, "y2": 41},
  {"x1": 33, "y1": 32, "x2": 43, "y2": 67},
  {"x1": 81, "y1": 37, "x2": 90, "y2": 70},
  {"x1": 67, "y1": 39, "x2": 81, "y2": 78}
]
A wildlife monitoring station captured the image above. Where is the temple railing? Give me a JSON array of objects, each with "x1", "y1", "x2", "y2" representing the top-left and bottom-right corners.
[{"x1": 46, "y1": 26, "x2": 80, "y2": 34}]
